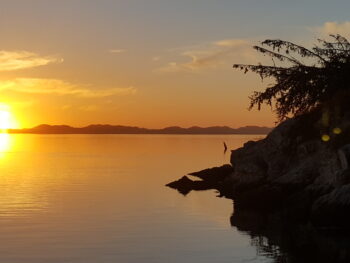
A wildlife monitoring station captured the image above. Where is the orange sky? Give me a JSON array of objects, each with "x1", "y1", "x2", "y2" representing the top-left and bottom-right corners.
[{"x1": 1, "y1": 1, "x2": 350, "y2": 129}]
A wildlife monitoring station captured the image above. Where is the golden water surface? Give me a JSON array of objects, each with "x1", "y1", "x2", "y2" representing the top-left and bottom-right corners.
[{"x1": 0, "y1": 134, "x2": 270, "y2": 263}]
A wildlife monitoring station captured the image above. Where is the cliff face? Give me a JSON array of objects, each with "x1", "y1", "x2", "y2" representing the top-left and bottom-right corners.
[{"x1": 229, "y1": 110, "x2": 350, "y2": 226}]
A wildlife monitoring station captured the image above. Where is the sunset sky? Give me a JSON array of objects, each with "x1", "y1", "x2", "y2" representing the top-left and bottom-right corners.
[{"x1": 1, "y1": 0, "x2": 350, "y2": 128}]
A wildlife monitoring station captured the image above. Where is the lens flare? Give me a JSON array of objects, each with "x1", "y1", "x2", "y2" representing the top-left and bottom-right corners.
[
  {"x1": 332, "y1": 127, "x2": 342, "y2": 135},
  {"x1": 321, "y1": 134, "x2": 330, "y2": 142}
]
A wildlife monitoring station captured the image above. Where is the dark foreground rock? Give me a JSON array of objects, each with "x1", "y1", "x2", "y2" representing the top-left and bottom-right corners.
[
  {"x1": 167, "y1": 106, "x2": 350, "y2": 227},
  {"x1": 188, "y1": 164, "x2": 233, "y2": 182},
  {"x1": 166, "y1": 176, "x2": 215, "y2": 195},
  {"x1": 166, "y1": 164, "x2": 233, "y2": 196},
  {"x1": 166, "y1": 107, "x2": 350, "y2": 262},
  {"x1": 225, "y1": 110, "x2": 350, "y2": 227}
]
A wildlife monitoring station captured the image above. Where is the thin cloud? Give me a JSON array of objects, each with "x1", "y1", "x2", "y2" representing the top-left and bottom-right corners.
[
  {"x1": 61, "y1": 105, "x2": 72, "y2": 110},
  {"x1": 152, "y1": 56, "x2": 161, "y2": 61},
  {"x1": 12, "y1": 100, "x2": 36, "y2": 108},
  {"x1": 109, "y1": 49, "x2": 126, "y2": 54},
  {"x1": 79, "y1": 105, "x2": 98, "y2": 112},
  {"x1": 0, "y1": 78, "x2": 137, "y2": 98},
  {"x1": 317, "y1": 21, "x2": 350, "y2": 37},
  {"x1": 215, "y1": 39, "x2": 250, "y2": 47},
  {"x1": 0, "y1": 51, "x2": 63, "y2": 71},
  {"x1": 313, "y1": 21, "x2": 350, "y2": 38},
  {"x1": 157, "y1": 39, "x2": 258, "y2": 73}
]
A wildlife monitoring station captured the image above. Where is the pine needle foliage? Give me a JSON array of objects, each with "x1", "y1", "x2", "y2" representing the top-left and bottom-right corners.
[{"x1": 233, "y1": 34, "x2": 350, "y2": 121}]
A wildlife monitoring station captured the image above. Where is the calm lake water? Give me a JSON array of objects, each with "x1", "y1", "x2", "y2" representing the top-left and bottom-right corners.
[{"x1": 0, "y1": 134, "x2": 275, "y2": 263}]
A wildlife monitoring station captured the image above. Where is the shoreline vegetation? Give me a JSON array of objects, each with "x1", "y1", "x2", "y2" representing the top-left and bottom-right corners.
[
  {"x1": 167, "y1": 35, "x2": 350, "y2": 262},
  {"x1": 7, "y1": 124, "x2": 272, "y2": 135}
]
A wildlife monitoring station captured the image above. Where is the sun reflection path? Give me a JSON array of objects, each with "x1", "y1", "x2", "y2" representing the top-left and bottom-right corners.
[{"x1": 0, "y1": 133, "x2": 11, "y2": 158}]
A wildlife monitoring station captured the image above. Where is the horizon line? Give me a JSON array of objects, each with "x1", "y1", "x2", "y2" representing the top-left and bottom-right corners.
[
  {"x1": 6, "y1": 123, "x2": 273, "y2": 135},
  {"x1": 10, "y1": 123, "x2": 274, "y2": 130}
]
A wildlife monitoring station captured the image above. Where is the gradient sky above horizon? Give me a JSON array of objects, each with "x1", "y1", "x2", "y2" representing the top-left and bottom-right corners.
[{"x1": 1, "y1": 0, "x2": 350, "y2": 128}]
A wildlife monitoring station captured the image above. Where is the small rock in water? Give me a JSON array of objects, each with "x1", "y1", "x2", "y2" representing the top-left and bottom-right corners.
[{"x1": 166, "y1": 165, "x2": 234, "y2": 196}]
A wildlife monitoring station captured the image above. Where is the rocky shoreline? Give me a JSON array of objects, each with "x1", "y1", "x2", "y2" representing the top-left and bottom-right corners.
[{"x1": 167, "y1": 109, "x2": 350, "y2": 228}]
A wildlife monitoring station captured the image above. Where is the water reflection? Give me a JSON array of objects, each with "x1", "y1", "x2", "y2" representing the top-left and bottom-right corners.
[
  {"x1": 0, "y1": 133, "x2": 11, "y2": 157},
  {"x1": 168, "y1": 158, "x2": 350, "y2": 262},
  {"x1": 5, "y1": 134, "x2": 334, "y2": 262},
  {"x1": 230, "y1": 206, "x2": 350, "y2": 263},
  {"x1": 0, "y1": 134, "x2": 52, "y2": 218},
  {"x1": 0, "y1": 134, "x2": 265, "y2": 263}
]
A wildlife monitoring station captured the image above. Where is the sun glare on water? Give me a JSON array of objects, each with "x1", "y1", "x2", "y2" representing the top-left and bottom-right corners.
[{"x1": 0, "y1": 104, "x2": 18, "y2": 157}]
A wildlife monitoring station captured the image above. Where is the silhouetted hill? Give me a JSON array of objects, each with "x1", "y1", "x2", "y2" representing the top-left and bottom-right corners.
[{"x1": 8, "y1": 124, "x2": 272, "y2": 134}]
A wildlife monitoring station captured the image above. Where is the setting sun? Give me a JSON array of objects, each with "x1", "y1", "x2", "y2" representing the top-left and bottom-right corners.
[
  {"x1": 0, "y1": 110, "x2": 11, "y2": 130},
  {"x1": 0, "y1": 104, "x2": 18, "y2": 131}
]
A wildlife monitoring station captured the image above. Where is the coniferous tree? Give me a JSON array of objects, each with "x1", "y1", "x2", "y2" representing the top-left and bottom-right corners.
[{"x1": 234, "y1": 34, "x2": 350, "y2": 121}]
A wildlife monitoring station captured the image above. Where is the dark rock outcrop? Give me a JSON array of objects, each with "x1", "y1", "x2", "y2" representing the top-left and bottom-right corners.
[
  {"x1": 167, "y1": 107, "x2": 350, "y2": 227},
  {"x1": 166, "y1": 176, "x2": 216, "y2": 196},
  {"x1": 226, "y1": 109, "x2": 350, "y2": 227},
  {"x1": 166, "y1": 165, "x2": 233, "y2": 196}
]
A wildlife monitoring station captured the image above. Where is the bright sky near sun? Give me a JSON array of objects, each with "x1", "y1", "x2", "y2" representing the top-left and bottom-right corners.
[{"x1": 1, "y1": 0, "x2": 350, "y2": 128}]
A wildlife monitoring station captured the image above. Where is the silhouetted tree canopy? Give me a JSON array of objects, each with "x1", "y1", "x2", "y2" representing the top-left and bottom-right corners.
[{"x1": 234, "y1": 34, "x2": 350, "y2": 121}]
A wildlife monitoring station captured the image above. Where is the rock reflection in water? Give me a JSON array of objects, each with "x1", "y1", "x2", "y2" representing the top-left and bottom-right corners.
[
  {"x1": 231, "y1": 208, "x2": 350, "y2": 263},
  {"x1": 167, "y1": 163, "x2": 350, "y2": 262}
]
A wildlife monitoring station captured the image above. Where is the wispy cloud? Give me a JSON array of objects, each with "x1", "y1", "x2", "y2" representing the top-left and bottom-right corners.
[
  {"x1": 61, "y1": 105, "x2": 72, "y2": 110},
  {"x1": 157, "y1": 39, "x2": 257, "y2": 73},
  {"x1": 0, "y1": 78, "x2": 137, "y2": 98},
  {"x1": 79, "y1": 105, "x2": 98, "y2": 111},
  {"x1": 109, "y1": 49, "x2": 126, "y2": 54},
  {"x1": 0, "y1": 51, "x2": 63, "y2": 71},
  {"x1": 313, "y1": 21, "x2": 350, "y2": 38},
  {"x1": 11, "y1": 100, "x2": 36, "y2": 108}
]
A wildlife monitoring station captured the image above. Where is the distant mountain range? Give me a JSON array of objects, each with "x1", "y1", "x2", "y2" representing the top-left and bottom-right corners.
[{"x1": 8, "y1": 124, "x2": 273, "y2": 134}]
